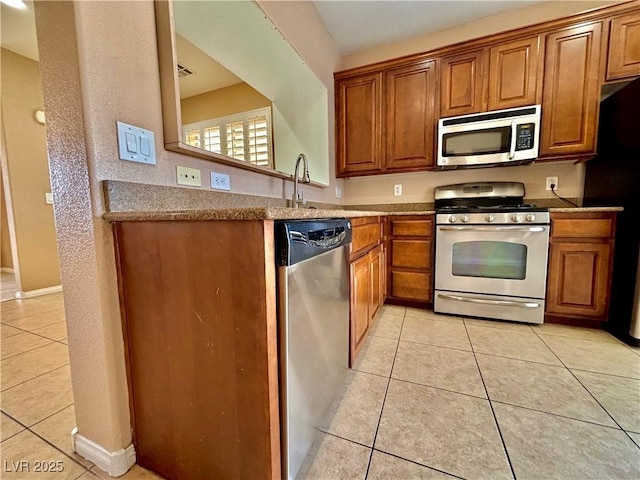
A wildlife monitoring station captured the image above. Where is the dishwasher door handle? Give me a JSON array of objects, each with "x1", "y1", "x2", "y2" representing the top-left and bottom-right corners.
[{"x1": 437, "y1": 293, "x2": 541, "y2": 309}]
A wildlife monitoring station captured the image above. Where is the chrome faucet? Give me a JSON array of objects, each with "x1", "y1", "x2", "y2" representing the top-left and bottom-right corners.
[{"x1": 292, "y1": 153, "x2": 311, "y2": 208}]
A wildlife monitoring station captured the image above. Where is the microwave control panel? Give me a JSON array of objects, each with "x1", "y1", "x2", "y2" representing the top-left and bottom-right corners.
[{"x1": 515, "y1": 123, "x2": 536, "y2": 151}]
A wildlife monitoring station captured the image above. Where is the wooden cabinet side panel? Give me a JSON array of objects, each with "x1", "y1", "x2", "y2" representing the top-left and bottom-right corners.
[
  {"x1": 541, "y1": 23, "x2": 602, "y2": 156},
  {"x1": 384, "y1": 61, "x2": 437, "y2": 170},
  {"x1": 607, "y1": 11, "x2": 640, "y2": 80},
  {"x1": 488, "y1": 37, "x2": 540, "y2": 110},
  {"x1": 336, "y1": 74, "x2": 382, "y2": 175},
  {"x1": 116, "y1": 221, "x2": 279, "y2": 479},
  {"x1": 441, "y1": 50, "x2": 484, "y2": 117}
]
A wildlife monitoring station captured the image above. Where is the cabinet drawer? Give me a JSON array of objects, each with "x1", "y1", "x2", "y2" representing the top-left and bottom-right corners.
[
  {"x1": 391, "y1": 271, "x2": 431, "y2": 301},
  {"x1": 351, "y1": 220, "x2": 381, "y2": 258},
  {"x1": 552, "y1": 218, "x2": 614, "y2": 239},
  {"x1": 391, "y1": 239, "x2": 431, "y2": 269},
  {"x1": 391, "y1": 218, "x2": 433, "y2": 237}
]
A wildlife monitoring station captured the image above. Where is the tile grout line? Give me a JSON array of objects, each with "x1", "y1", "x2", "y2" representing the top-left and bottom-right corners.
[
  {"x1": 488, "y1": 399, "x2": 626, "y2": 432},
  {"x1": 372, "y1": 447, "x2": 467, "y2": 480},
  {"x1": 1, "y1": 339, "x2": 59, "y2": 361},
  {"x1": 462, "y1": 320, "x2": 518, "y2": 480},
  {"x1": 0, "y1": 321, "x2": 68, "y2": 342},
  {"x1": 0, "y1": 408, "x2": 91, "y2": 473},
  {"x1": 0, "y1": 362, "x2": 71, "y2": 393},
  {"x1": 363, "y1": 310, "x2": 405, "y2": 480},
  {"x1": 534, "y1": 333, "x2": 638, "y2": 441}
]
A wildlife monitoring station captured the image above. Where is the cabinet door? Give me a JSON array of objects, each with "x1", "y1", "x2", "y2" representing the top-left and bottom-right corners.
[
  {"x1": 336, "y1": 73, "x2": 383, "y2": 176},
  {"x1": 380, "y1": 243, "x2": 387, "y2": 303},
  {"x1": 440, "y1": 50, "x2": 484, "y2": 117},
  {"x1": 488, "y1": 37, "x2": 540, "y2": 110},
  {"x1": 370, "y1": 245, "x2": 382, "y2": 319},
  {"x1": 541, "y1": 23, "x2": 602, "y2": 157},
  {"x1": 350, "y1": 254, "x2": 371, "y2": 364},
  {"x1": 384, "y1": 61, "x2": 437, "y2": 170},
  {"x1": 546, "y1": 242, "x2": 612, "y2": 319},
  {"x1": 606, "y1": 11, "x2": 640, "y2": 81}
]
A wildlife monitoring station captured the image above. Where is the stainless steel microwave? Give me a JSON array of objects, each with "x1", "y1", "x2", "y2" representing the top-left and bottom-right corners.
[{"x1": 437, "y1": 105, "x2": 541, "y2": 169}]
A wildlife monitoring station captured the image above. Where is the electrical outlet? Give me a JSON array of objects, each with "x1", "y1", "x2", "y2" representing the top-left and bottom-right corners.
[
  {"x1": 211, "y1": 172, "x2": 231, "y2": 191},
  {"x1": 335, "y1": 186, "x2": 342, "y2": 199},
  {"x1": 546, "y1": 176, "x2": 558, "y2": 191},
  {"x1": 394, "y1": 184, "x2": 403, "y2": 196},
  {"x1": 176, "y1": 166, "x2": 202, "y2": 187},
  {"x1": 45, "y1": 192, "x2": 53, "y2": 205}
]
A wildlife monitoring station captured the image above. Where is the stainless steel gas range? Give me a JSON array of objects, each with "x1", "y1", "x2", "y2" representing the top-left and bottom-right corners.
[{"x1": 433, "y1": 182, "x2": 550, "y2": 324}]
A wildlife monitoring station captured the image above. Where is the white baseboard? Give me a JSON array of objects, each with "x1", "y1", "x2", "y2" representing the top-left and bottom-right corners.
[
  {"x1": 1, "y1": 267, "x2": 15, "y2": 274},
  {"x1": 72, "y1": 428, "x2": 136, "y2": 477},
  {"x1": 14, "y1": 285, "x2": 62, "y2": 299}
]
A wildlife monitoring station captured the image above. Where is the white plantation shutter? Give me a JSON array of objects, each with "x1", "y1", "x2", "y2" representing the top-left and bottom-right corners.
[
  {"x1": 184, "y1": 129, "x2": 201, "y2": 148},
  {"x1": 182, "y1": 107, "x2": 273, "y2": 168},
  {"x1": 203, "y1": 126, "x2": 221, "y2": 154},
  {"x1": 248, "y1": 115, "x2": 270, "y2": 166},
  {"x1": 226, "y1": 121, "x2": 245, "y2": 161}
]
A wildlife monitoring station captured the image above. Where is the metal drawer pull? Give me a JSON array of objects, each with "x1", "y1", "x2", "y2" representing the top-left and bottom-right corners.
[
  {"x1": 439, "y1": 226, "x2": 545, "y2": 233},
  {"x1": 437, "y1": 293, "x2": 541, "y2": 308}
]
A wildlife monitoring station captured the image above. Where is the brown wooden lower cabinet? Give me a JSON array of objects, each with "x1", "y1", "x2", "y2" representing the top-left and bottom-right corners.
[
  {"x1": 545, "y1": 212, "x2": 616, "y2": 325},
  {"x1": 350, "y1": 252, "x2": 372, "y2": 361},
  {"x1": 114, "y1": 220, "x2": 280, "y2": 480},
  {"x1": 387, "y1": 215, "x2": 434, "y2": 305},
  {"x1": 349, "y1": 217, "x2": 385, "y2": 364}
]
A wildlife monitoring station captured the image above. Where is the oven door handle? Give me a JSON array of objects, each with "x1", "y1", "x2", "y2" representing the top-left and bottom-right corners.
[
  {"x1": 509, "y1": 121, "x2": 517, "y2": 159},
  {"x1": 438, "y1": 226, "x2": 546, "y2": 232},
  {"x1": 437, "y1": 293, "x2": 541, "y2": 309}
]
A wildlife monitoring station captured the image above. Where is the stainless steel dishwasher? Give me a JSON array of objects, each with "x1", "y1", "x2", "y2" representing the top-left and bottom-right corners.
[{"x1": 275, "y1": 218, "x2": 352, "y2": 480}]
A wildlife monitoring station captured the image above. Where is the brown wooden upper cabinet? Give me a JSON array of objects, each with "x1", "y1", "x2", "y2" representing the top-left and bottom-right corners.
[
  {"x1": 540, "y1": 22, "x2": 602, "y2": 158},
  {"x1": 336, "y1": 73, "x2": 382, "y2": 175},
  {"x1": 440, "y1": 50, "x2": 485, "y2": 117},
  {"x1": 336, "y1": 61, "x2": 436, "y2": 177},
  {"x1": 441, "y1": 37, "x2": 541, "y2": 118},
  {"x1": 384, "y1": 61, "x2": 437, "y2": 171},
  {"x1": 606, "y1": 11, "x2": 640, "y2": 81},
  {"x1": 487, "y1": 36, "x2": 541, "y2": 111}
]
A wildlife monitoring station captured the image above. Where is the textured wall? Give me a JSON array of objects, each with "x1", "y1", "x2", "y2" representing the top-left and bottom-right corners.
[{"x1": 0, "y1": 48, "x2": 60, "y2": 290}]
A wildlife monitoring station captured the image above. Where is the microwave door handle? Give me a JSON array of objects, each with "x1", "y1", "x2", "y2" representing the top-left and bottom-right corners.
[{"x1": 509, "y1": 121, "x2": 517, "y2": 159}]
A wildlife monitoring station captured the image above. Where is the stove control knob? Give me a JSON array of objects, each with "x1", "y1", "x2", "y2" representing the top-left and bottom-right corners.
[
  {"x1": 448, "y1": 215, "x2": 457, "y2": 223},
  {"x1": 511, "y1": 214, "x2": 522, "y2": 223},
  {"x1": 461, "y1": 215, "x2": 470, "y2": 223},
  {"x1": 525, "y1": 214, "x2": 536, "y2": 223},
  {"x1": 486, "y1": 214, "x2": 495, "y2": 223}
]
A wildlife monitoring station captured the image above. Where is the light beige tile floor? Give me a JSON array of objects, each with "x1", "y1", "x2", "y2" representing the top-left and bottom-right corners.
[
  {"x1": 0, "y1": 293, "x2": 160, "y2": 480},
  {"x1": 304, "y1": 307, "x2": 640, "y2": 480}
]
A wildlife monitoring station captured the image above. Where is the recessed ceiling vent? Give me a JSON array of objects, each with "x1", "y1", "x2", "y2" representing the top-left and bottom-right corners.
[{"x1": 177, "y1": 62, "x2": 195, "y2": 78}]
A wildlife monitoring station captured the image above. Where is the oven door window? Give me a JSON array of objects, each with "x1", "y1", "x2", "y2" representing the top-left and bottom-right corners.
[
  {"x1": 442, "y1": 127, "x2": 511, "y2": 156},
  {"x1": 452, "y1": 241, "x2": 527, "y2": 280}
]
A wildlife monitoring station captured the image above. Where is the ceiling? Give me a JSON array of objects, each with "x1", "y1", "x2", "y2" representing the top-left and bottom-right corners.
[
  {"x1": 1, "y1": 1, "x2": 548, "y2": 64},
  {"x1": 312, "y1": 0, "x2": 542, "y2": 55}
]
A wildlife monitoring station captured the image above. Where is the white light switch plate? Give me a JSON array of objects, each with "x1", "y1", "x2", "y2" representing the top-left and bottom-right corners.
[
  {"x1": 116, "y1": 121, "x2": 156, "y2": 165},
  {"x1": 211, "y1": 172, "x2": 231, "y2": 191},
  {"x1": 45, "y1": 192, "x2": 53, "y2": 205},
  {"x1": 177, "y1": 166, "x2": 202, "y2": 187}
]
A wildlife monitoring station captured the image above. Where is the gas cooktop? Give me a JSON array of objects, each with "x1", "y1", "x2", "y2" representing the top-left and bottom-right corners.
[{"x1": 434, "y1": 182, "x2": 549, "y2": 225}]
